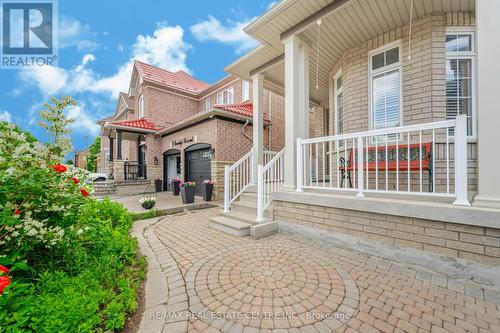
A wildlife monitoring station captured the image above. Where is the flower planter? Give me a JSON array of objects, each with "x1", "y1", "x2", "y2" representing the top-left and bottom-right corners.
[
  {"x1": 154, "y1": 179, "x2": 163, "y2": 192},
  {"x1": 180, "y1": 186, "x2": 196, "y2": 204},
  {"x1": 141, "y1": 201, "x2": 156, "y2": 210},
  {"x1": 201, "y1": 183, "x2": 213, "y2": 201},
  {"x1": 171, "y1": 181, "x2": 180, "y2": 196}
]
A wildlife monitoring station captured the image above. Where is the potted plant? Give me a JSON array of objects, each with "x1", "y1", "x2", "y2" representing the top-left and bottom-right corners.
[
  {"x1": 202, "y1": 179, "x2": 214, "y2": 201},
  {"x1": 180, "y1": 181, "x2": 196, "y2": 204},
  {"x1": 171, "y1": 177, "x2": 181, "y2": 196},
  {"x1": 140, "y1": 197, "x2": 156, "y2": 210},
  {"x1": 154, "y1": 178, "x2": 163, "y2": 192}
]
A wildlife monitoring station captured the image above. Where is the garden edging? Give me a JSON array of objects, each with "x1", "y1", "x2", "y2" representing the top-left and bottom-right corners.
[{"x1": 131, "y1": 216, "x2": 189, "y2": 333}]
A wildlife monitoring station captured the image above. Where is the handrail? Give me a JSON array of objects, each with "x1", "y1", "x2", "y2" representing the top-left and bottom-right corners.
[
  {"x1": 257, "y1": 149, "x2": 285, "y2": 222},
  {"x1": 296, "y1": 116, "x2": 470, "y2": 206},
  {"x1": 224, "y1": 149, "x2": 253, "y2": 212}
]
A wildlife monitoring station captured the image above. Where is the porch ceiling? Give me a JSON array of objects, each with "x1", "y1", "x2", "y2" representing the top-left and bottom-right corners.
[{"x1": 226, "y1": 0, "x2": 475, "y2": 105}]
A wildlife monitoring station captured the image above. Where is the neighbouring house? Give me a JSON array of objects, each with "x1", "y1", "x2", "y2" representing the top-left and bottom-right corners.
[
  {"x1": 215, "y1": 0, "x2": 500, "y2": 269},
  {"x1": 96, "y1": 60, "x2": 288, "y2": 198},
  {"x1": 74, "y1": 150, "x2": 88, "y2": 169}
]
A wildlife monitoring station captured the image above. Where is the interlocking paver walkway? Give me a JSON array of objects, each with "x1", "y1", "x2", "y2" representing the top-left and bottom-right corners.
[{"x1": 144, "y1": 208, "x2": 500, "y2": 333}]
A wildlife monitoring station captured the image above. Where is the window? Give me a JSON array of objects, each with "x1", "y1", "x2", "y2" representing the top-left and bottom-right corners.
[
  {"x1": 242, "y1": 80, "x2": 250, "y2": 101},
  {"x1": 216, "y1": 87, "x2": 234, "y2": 105},
  {"x1": 205, "y1": 98, "x2": 211, "y2": 111},
  {"x1": 369, "y1": 44, "x2": 401, "y2": 134},
  {"x1": 446, "y1": 30, "x2": 475, "y2": 136},
  {"x1": 138, "y1": 94, "x2": 144, "y2": 118},
  {"x1": 334, "y1": 72, "x2": 343, "y2": 135}
]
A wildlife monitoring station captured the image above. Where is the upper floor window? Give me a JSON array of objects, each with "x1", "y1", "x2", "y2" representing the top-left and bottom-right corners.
[
  {"x1": 205, "y1": 98, "x2": 211, "y2": 111},
  {"x1": 242, "y1": 80, "x2": 250, "y2": 101},
  {"x1": 216, "y1": 87, "x2": 234, "y2": 105},
  {"x1": 446, "y1": 30, "x2": 475, "y2": 137},
  {"x1": 369, "y1": 43, "x2": 401, "y2": 133},
  {"x1": 138, "y1": 94, "x2": 144, "y2": 118}
]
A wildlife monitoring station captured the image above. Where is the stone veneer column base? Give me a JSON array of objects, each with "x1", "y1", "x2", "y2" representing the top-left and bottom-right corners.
[{"x1": 211, "y1": 160, "x2": 233, "y2": 201}]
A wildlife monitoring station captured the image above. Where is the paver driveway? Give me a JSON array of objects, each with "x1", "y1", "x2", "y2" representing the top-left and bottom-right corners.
[{"x1": 140, "y1": 208, "x2": 500, "y2": 333}]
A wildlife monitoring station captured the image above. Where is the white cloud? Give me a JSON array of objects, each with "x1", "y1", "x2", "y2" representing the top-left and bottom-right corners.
[
  {"x1": 67, "y1": 104, "x2": 100, "y2": 136},
  {"x1": 59, "y1": 16, "x2": 100, "y2": 51},
  {"x1": 18, "y1": 23, "x2": 191, "y2": 99},
  {"x1": 0, "y1": 110, "x2": 12, "y2": 122},
  {"x1": 18, "y1": 65, "x2": 69, "y2": 95},
  {"x1": 191, "y1": 15, "x2": 258, "y2": 54}
]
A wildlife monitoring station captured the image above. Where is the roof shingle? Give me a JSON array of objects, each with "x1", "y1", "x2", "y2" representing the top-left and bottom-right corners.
[
  {"x1": 110, "y1": 118, "x2": 163, "y2": 132},
  {"x1": 135, "y1": 60, "x2": 210, "y2": 94},
  {"x1": 214, "y1": 101, "x2": 270, "y2": 122}
]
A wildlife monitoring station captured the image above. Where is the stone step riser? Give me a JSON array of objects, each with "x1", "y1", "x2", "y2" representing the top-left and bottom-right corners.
[{"x1": 231, "y1": 203, "x2": 272, "y2": 219}]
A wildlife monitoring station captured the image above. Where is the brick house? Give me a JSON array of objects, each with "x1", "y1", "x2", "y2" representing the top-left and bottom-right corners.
[
  {"x1": 97, "y1": 60, "x2": 286, "y2": 198},
  {"x1": 213, "y1": 0, "x2": 500, "y2": 269}
]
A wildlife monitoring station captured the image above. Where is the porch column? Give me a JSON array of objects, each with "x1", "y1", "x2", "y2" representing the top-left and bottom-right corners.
[
  {"x1": 252, "y1": 73, "x2": 265, "y2": 184},
  {"x1": 108, "y1": 135, "x2": 114, "y2": 162},
  {"x1": 116, "y1": 129, "x2": 122, "y2": 160},
  {"x1": 474, "y1": 0, "x2": 500, "y2": 209},
  {"x1": 283, "y1": 35, "x2": 309, "y2": 189}
]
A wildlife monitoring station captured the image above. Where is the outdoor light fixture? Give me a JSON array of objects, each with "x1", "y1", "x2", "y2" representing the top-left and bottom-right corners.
[{"x1": 154, "y1": 156, "x2": 159, "y2": 165}]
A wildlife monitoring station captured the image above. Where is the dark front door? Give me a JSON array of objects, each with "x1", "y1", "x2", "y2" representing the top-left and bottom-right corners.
[
  {"x1": 163, "y1": 150, "x2": 181, "y2": 191},
  {"x1": 138, "y1": 136, "x2": 146, "y2": 178},
  {"x1": 185, "y1": 144, "x2": 212, "y2": 195}
]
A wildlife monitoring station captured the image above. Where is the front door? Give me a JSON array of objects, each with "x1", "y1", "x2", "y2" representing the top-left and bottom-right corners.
[
  {"x1": 163, "y1": 151, "x2": 180, "y2": 191},
  {"x1": 138, "y1": 136, "x2": 146, "y2": 178}
]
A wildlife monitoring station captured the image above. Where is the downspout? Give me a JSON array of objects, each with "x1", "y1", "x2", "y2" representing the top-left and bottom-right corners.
[{"x1": 242, "y1": 119, "x2": 252, "y2": 142}]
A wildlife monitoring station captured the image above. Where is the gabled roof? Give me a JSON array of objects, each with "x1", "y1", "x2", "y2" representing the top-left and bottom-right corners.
[
  {"x1": 134, "y1": 60, "x2": 210, "y2": 95},
  {"x1": 214, "y1": 101, "x2": 270, "y2": 122},
  {"x1": 119, "y1": 92, "x2": 134, "y2": 109},
  {"x1": 109, "y1": 118, "x2": 163, "y2": 132}
]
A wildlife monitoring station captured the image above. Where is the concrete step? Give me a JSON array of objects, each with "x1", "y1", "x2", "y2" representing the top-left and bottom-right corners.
[
  {"x1": 231, "y1": 201, "x2": 274, "y2": 219},
  {"x1": 239, "y1": 192, "x2": 258, "y2": 204},
  {"x1": 209, "y1": 216, "x2": 251, "y2": 237},
  {"x1": 220, "y1": 210, "x2": 271, "y2": 224}
]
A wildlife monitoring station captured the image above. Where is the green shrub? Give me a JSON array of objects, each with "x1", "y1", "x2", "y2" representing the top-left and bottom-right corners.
[{"x1": 0, "y1": 103, "x2": 145, "y2": 332}]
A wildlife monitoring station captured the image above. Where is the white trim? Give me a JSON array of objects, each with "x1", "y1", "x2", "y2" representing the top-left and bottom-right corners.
[
  {"x1": 445, "y1": 28, "x2": 477, "y2": 138},
  {"x1": 368, "y1": 40, "x2": 403, "y2": 132},
  {"x1": 333, "y1": 70, "x2": 343, "y2": 135}
]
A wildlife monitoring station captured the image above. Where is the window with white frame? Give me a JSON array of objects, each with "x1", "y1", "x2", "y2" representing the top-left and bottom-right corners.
[
  {"x1": 138, "y1": 94, "x2": 144, "y2": 118},
  {"x1": 369, "y1": 44, "x2": 401, "y2": 133},
  {"x1": 216, "y1": 87, "x2": 234, "y2": 105},
  {"x1": 445, "y1": 30, "x2": 475, "y2": 136},
  {"x1": 205, "y1": 98, "x2": 211, "y2": 111},
  {"x1": 334, "y1": 72, "x2": 343, "y2": 135},
  {"x1": 242, "y1": 80, "x2": 250, "y2": 101}
]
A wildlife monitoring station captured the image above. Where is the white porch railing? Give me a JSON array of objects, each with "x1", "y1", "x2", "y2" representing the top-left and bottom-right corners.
[
  {"x1": 224, "y1": 149, "x2": 253, "y2": 212},
  {"x1": 257, "y1": 149, "x2": 285, "y2": 221},
  {"x1": 264, "y1": 150, "x2": 279, "y2": 165},
  {"x1": 296, "y1": 115, "x2": 470, "y2": 206}
]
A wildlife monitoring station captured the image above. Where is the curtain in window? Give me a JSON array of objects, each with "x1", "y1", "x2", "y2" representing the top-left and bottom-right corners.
[{"x1": 372, "y1": 69, "x2": 400, "y2": 130}]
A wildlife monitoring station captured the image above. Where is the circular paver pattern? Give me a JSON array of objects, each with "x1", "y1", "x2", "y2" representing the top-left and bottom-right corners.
[{"x1": 185, "y1": 243, "x2": 359, "y2": 332}]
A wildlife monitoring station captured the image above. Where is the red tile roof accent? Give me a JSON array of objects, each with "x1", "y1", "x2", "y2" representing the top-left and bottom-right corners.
[
  {"x1": 110, "y1": 118, "x2": 163, "y2": 132},
  {"x1": 214, "y1": 101, "x2": 270, "y2": 122},
  {"x1": 135, "y1": 60, "x2": 210, "y2": 94}
]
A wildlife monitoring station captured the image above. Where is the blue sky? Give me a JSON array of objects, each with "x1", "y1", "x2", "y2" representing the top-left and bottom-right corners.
[{"x1": 0, "y1": 0, "x2": 276, "y2": 154}]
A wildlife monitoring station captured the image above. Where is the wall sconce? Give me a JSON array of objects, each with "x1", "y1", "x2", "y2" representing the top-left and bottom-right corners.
[{"x1": 154, "y1": 156, "x2": 159, "y2": 165}]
